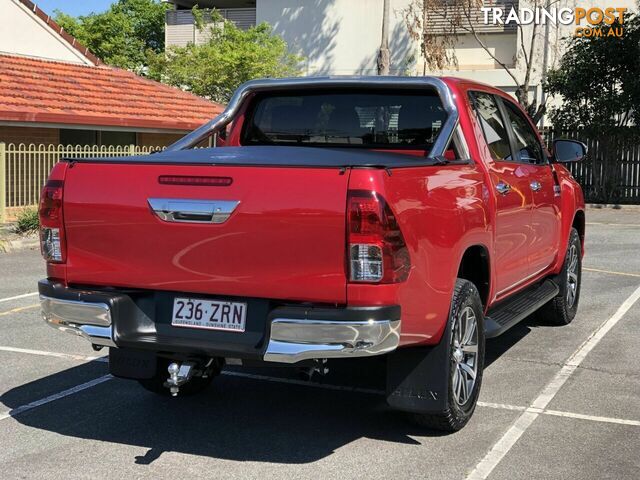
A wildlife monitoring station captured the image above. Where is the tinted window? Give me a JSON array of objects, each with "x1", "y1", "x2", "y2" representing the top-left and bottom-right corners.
[
  {"x1": 502, "y1": 100, "x2": 545, "y2": 165},
  {"x1": 243, "y1": 90, "x2": 447, "y2": 149},
  {"x1": 469, "y1": 92, "x2": 512, "y2": 162},
  {"x1": 101, "y1": 131, "x2": 136, "y2": 147},
  {"x1": 60, "y1": 129, "x2": 136, "y2": 147},
  {"x1": 60, "y1": 129, "x2": 97, "y2": 146}
]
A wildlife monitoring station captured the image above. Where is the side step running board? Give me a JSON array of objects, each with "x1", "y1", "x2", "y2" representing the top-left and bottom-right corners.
[{"x1": 484, "y1": 279, "x2": 559, "y2": 338}]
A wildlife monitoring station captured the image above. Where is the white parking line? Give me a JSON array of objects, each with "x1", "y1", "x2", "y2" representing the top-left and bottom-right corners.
[
  {"x1": 0, "y1": 292, "x2": 38, "y2": 304},
  {"x1": 477, "y1": 402, "x2": 640, "y2": 427},
  {"x1": 542, "y1": 409, "x2": 640, "y2": 427},
  {"x1": 586, "y1": 222, "x2": 640, "y2": 227},
  {"x1": 0, "y1": 346, "x2": 107, "y2": 363},
  {"x1": 1, "y1": 346, "x2": 638, "y2": 430},
  {"x1": 0, "y1": 304, "x2": 39, "y2": 317},
  {"x1": 477, "y1": 401, "x2": 526, "y2": 412},
  {"x1": 583, "y1": 267, "x2": 640, "y2": 279},
  {"x1": 467, "y1": 284, "x2": 640, "y2": 480},
  {"x1": 0, "y1": 375, "x2": 112, "y2": 422}
]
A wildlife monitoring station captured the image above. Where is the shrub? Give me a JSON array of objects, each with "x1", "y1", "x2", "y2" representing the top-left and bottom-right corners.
[
  {"x1": 147, "y1": 8, "x2": 303, "y2": 104},
  {"x1": 14, "y1": 208, "x2": 39, "y2": 235}
]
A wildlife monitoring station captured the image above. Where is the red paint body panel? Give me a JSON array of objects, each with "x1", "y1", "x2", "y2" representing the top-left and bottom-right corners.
[
  {"x1": 62, "y1": 163, "x2": 349, "y2": 304},
  {"x1": 553, "y1": 165, "x2": 586, "y2": 263},
  {"x1": 48, "y1": 77, "x2": 585, "y2": 350},
  {"x1": 443, "y1": 78, "x2": 584, "y2": 305},
  {"x1": 347, "y1": 164, "x2": 491, "y2": 345}
]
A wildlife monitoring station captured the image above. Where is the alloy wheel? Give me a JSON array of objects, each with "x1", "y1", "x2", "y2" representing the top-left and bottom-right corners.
[
  {"x1": 566, "y1": 244, "x2": 579, "y2": 308},
  {"x1": 451, "y1": 306, "x2": 479, "y2": 406}
]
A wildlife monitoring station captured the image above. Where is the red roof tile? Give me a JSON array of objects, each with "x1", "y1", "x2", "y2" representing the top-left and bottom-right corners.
[{"x1": 0, "y1": 54, "x2": 224, "y2": 131}]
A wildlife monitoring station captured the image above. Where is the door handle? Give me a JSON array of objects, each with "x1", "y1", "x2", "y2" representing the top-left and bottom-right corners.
[
  {"x1": 148, "y1": 198, "x2": 240, "y2": 224},
  {"x1": 496, "y1": 181, "x2": 511, "y2": 195},
  {"x1": 530, "y1": 181, "x2": 542, "y2": 192}
]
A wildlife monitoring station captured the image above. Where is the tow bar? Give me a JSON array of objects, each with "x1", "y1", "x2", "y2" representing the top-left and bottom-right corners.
[{"x1": 164, "y1": 361, "x2": 196, "y2": 396}]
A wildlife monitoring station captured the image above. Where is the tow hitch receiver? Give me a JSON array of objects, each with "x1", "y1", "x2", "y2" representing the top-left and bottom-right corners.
[
  {"x1": 298, "y1": 359, "x2": 329, "y2": 381},
  {"x1": 165, "y1": 362, "x2": 196, "y2": 396}
]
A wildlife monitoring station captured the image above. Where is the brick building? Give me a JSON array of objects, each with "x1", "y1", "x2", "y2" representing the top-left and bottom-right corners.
[{"x1": 0, "y1": 0, "x2": 223, "y2": 148}]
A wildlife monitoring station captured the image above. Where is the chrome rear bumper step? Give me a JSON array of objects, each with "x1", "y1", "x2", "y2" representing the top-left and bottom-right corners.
[
  {"x1": 40, "y1": 295, "x2": 115, "y2": 347},
  {"x1": 264, "y1": 318, "x2": 401, "y2": 363}
]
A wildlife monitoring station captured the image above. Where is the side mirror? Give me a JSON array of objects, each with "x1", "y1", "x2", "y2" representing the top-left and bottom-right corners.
[{"x1": 553, "y1": 139, "x2": 587, "y2": 163}]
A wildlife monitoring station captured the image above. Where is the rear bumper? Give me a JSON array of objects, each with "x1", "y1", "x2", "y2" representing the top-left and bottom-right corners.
[
  {"x1": 39, "y1": 280, "x2": 400, "y2": 363},
  {"x1": 40, "y1": 295, "x2": 115, "y2": 347},
  {"x1": 264, "y1": 308, "x2": 400, "y2": 363}
]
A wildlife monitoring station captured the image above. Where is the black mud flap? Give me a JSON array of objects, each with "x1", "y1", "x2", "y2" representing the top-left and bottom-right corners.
[
  {"x1": 386, "y1": 332, "x2": 451, "y2": 414},
  {"x1": 109, "y1": 348, "x2": 157, "y2": 380}
]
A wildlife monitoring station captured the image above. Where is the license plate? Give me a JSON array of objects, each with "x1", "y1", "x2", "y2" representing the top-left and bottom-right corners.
[{"x1": 171, "y1": 297, "x2": 247, "y2": 332}]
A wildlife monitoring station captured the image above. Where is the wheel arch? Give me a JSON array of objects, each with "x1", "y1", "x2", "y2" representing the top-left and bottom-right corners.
[
  {"x1": 572, "y1": 209, "x2": 586, "y2": 251},
  {"x1": 457, "y1": 244, "x2": 491, "y2": 308}
]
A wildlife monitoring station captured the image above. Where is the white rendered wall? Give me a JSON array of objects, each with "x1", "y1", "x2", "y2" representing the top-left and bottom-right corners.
[
  {"x1": 257, "y1": 0, "x2": 413, "y2": 76},
  {"x1": 0, "y1": 0, "x2": 94, "y2": 65}
]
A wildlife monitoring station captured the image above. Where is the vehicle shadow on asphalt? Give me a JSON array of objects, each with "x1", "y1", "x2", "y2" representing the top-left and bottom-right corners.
[
  {"x1": 1, "y1": 358, "x2": 447, "y2": 464},
  {"x1": 1, "y1": 317, "x2": 545, "y2": 464}
]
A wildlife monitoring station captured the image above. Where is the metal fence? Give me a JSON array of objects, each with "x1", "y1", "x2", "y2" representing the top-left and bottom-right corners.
[
  {"x1": 542, "y1": 129, "x2": 640, "y2": 204},
  {"x1": 0, "y1": 143, "x2": 163, "y2": 221},
  {"x1": 2, "y1": 132, "x2": 640, "y2": 222}
]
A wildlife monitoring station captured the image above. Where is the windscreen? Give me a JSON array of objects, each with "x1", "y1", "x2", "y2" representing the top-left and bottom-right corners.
[{"x1": 242, "y1": 89, "x2": 448, "y2": 150}]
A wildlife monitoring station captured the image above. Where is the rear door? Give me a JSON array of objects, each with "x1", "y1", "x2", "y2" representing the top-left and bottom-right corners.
[
  {"x1": 469, "y1": 91, "x2": 534, "y2": 296},
  {"x1": 62, "y1": 162, "x2": 349, "y2": 304},
  {"x1": 500, "y1": 98, "x2": 561, "y2": 275}
]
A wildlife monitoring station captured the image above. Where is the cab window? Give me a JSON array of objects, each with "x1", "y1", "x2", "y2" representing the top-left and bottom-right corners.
[
  {"x1": 242, "y1": 89, "x2": 448, "y2": 151},
  {"x1": 469, "y1": 92, "x2": 512, "y2": 162},
  {"x1": 501, "y1": 100, "x2": 546, "y2": 165}
]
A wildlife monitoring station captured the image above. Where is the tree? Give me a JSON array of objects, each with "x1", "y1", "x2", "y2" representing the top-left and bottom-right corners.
[
  {"x1": 147, "y1": 10, "x2": 303, "y2": 104},
  {"x1": 545, "y1": 14, "x2": 639, "y2": 203},
  {"x1": 377, "y1": 0, "x2": 391, "y2": 75},
  {"x1": 403, "y1": 0, "x2": 555, "y2": 122},
  {"x1": 545, "y1": 14, "x2": 640, "y2": 132},
  {"x1": 403, "y1": 0, "x2": 461, "y2": 73},
  {"x1": 55, "y1": 0, "x2": 170, "y2": 72}
]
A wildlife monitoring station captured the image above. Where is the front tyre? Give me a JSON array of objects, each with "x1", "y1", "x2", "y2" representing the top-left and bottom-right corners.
[
  {"x1": 413, "y1": 279, "x2": 485, "y2": 432},
  {"x1": 538, "y1": 227, "x2": 582, "y2": 326}
]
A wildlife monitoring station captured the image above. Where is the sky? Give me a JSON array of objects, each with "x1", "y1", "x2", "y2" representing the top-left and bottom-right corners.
[{"x1": 34, "y1": 0, "x2": 114, "y2": 16}]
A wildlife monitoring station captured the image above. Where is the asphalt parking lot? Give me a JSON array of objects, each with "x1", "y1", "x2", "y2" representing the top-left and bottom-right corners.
[{"x1": 0, "y1": 207, "x2": 638, "y2": 479}]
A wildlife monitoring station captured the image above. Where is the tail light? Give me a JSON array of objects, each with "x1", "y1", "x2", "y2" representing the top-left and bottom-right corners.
[
  {"x1": 39, "y1": 179, "x2": 66, "y2": 263},
  {"x1": 347, "y1": 190, "x2": 410, "y2": 283}
]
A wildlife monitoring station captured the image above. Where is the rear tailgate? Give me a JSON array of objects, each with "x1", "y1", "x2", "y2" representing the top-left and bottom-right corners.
[{"x1": 62, "y1": 162, "x2": 349, "y2": 304}]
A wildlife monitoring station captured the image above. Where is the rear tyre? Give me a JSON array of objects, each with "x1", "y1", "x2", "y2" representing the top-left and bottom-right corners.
[
  {"x1": 538, "y1": 228, "x2": 582, "y2": 326},
  {"x1": 412, "y1": 279, "x2": 485, "y2": 432},
  {"x1": 137, "y1": 357, "x2": 218, "y2": 396}
]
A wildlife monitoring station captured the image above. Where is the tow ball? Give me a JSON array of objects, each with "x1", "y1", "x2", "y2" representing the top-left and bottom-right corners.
[{"x1": 164, "y1": 361, "x2": 196, "y2": 396}]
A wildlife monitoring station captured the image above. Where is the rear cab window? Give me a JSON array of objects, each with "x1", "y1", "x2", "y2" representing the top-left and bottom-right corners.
[
  {"x1": 469, "y1": 92, "x2": 513, "y2": 162},
  {"x1": 501, "y1": 100, "x2": 546, "y2": 165},
  {"x1": 241, "y1": 89, "x2": 450, "y2": 155}
]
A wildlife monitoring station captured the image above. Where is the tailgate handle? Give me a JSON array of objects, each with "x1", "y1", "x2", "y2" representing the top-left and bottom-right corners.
[{"x1": 148, "y1": 198, "x2": 240, "y2": 224}]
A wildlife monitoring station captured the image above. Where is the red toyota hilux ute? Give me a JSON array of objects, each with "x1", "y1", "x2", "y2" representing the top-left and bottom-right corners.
[{"x1": 38, "y1": 77, "x2": 585, "y2": 431}]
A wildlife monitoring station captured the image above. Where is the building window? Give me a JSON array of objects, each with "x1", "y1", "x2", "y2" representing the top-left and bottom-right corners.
[
  {"x1": 101, "y1": 131, "x2": 136, "y2": 147},
  {"x1": 60, "y1": 129, "x2": 97, "y2": 146},
  {"x1": 60, "y1": 129, "x2": 137, "y2": 147}
]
